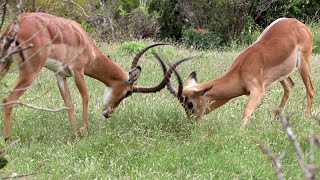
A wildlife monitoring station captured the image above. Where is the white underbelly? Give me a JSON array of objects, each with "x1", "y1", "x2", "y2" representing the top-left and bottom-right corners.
[
  {"x1": 44, "y1": 58, "x2": 73, "y2": 77},
  {"x1": 264, "y1": 49, "x2": 300, "y2": 89}
]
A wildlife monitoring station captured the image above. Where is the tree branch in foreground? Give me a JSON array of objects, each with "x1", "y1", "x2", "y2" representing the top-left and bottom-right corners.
[
  {"x1": 258, "y1": 141, "x2": 285, "y2": 180},
  {"x1": 275, "y1": 110, "x2": 316, "y2": 180},
  {"x1": 0, "y1": 101, "x2": 68, "y2": 112}
]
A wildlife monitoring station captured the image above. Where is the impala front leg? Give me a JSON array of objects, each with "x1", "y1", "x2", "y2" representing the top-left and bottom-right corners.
[
  {"x1": 241, "y1": 88, "x2": 264, "y2": 129},
  {"x1": 73, "y1": 71, "x2": 89, "y2": 136}
]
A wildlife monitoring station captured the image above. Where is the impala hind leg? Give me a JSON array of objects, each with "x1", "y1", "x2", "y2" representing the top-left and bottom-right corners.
[
  {"x1": 299, "y1": 54, "x2": 314, "y2": 117},
  {"x1": 3, "y1": 67, "x2": 42, "y2": 141},
  {"x1": 73, "y1": 71, "x2": 89, "y2": 136},
  {"x1": 279, "y1": 76, "x2": 295, "y2": 110},
  {"x1": 241, "y1": 88, "x2": 264, "y2": 129},
  {"x1": 56, "y1": 75, "x2": 78, "y2": 137}
]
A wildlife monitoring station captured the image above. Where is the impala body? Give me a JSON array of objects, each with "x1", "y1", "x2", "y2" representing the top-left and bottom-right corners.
[
  {"x1": 0, "y1": 12, "x2": 184, "y2": 139},
  {"x1": 170, "y1": 18, "x2": 314, "y2": 127}
]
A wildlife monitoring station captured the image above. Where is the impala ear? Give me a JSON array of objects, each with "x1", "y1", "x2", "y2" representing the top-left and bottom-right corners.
[
  {"x1": 193, "y1": 85, "x2": 212, "y2": 97},
  {"x1": 187, "y1": 71, "x2": 197, "y2": 86},
  {"x1": 127, "y1": 66, "x2": 141, "y2": 84}
]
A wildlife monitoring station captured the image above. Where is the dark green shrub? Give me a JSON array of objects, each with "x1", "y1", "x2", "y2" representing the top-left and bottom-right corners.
[
  {"x1": 148, "y1": 0, "x2": 184, "y2": 40},
  {"x1": 182, "y1": 29, "x2": 223, "y2": 50}
]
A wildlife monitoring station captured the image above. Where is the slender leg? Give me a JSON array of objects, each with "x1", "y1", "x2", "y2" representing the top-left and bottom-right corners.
[
  {"x1": 241, "y1": 88, "x2": 264, "y2": 129},
  {"x1": 205, "y1": 99, "x2": 231, "y2": 115},
  {"x1": 73, "y1": 71, "x2": 89, "y2": 136},
  {"x1": 3, "y1": 66, "x2": 41, "y2": 140},
  {"x1": 279, "y1": 76, "x2": 295, "y2": 110},
  {"x1": 299, "y1": 54, "x2": 314, "y2": 117},
  {"x1": 56, "y1": 75, "x2": 78, "y2": 136}
]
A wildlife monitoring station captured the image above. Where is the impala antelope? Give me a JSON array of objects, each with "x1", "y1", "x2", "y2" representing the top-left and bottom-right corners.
[
  {"x1": 0, "y1": 12, "x2": 189, "y2": 140},
  {"x1": 167, "y1": 18, "x2": 314, "y2": 128}
]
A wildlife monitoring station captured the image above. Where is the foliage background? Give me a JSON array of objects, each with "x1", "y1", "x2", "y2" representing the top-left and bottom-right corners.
[
  {"x1": 16, "y1": 0, "x2": 320, "y2": 49},
  {"x1": 1, "y1": 0, "x2": 320, "y2": 178}
]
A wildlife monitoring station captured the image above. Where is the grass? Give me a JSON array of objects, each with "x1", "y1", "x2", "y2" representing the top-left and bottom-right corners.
[{"x1": 0, "y1": 40, "x2": 320, "y2": 179}]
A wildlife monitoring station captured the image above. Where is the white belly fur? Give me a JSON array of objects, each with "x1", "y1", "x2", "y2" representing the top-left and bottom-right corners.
[
  {"x1": 44, "y1": 58, "x2": 73, "y2": 77},
  {"x1": 264, "y1": 49, "x2": 300, "y2": 89}
]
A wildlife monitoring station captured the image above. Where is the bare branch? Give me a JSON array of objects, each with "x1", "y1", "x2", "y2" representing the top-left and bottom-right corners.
[
  {"x1": 310, "y1": 8, "x2": 320, "y2": 24},
  {"x1": 0, "y1": 0, "x2": 8, "y2": 31},
  {"x1": 70, "y1": 0, "x2": 90, "y2": 19},
  {"x1": 0, "y1": 100, "x2": 68, "y2": 112},
  {"x1": 5, "y1": 43, "x2": 34, "y2": 57},
  {"x1": 275, "y1": 110, "x2": 316, "y2": 180},
  {"x1": 1, "y1": 172, "x2": 37, "y2": 179},
  {"x1": 257, "y1": 141, "x2": 285, "y2": 180}
]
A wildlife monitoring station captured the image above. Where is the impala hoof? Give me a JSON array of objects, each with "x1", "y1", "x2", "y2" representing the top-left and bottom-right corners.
[{"x1": 79, "y1": 127, "x2": 88, "y2": 137}]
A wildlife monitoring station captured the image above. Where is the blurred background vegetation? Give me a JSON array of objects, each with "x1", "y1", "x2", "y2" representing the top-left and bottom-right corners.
[{"x1": 3, "y1": 0, "x2": 320, "y2": 51}]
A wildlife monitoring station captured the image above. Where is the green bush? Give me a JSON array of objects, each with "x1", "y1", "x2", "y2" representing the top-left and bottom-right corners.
[
  {"x1": 310, "y1": 25, "x2": 320, "y2": 54},
  {"x1": 117, "y1": 41, "x2": 146, "y2": 55},
  {"x1": 236, "y1": 17, "x2": 262, "y2": 46},
  {"x1": 182, "y1": 29, "x2": 223, "y2": 50}
]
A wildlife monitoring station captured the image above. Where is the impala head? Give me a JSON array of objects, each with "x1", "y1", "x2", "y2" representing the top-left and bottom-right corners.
[
  {"x1": 101, "y1": 43, "x2": 193, "y2": 118},
  {"x1": 101, "y1": 66, "x2": 142, "y2": 118},
  {"x1": 181, "y1": 72, "x2": 212, "y2": 118},
  {"x1": 153, "y1": 54, "x2": 207, "y2": 119}
]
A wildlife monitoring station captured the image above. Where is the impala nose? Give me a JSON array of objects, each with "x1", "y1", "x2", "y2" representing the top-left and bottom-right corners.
[{"x1": 102, "y1": 108, "x2": 113, "y2": 118}]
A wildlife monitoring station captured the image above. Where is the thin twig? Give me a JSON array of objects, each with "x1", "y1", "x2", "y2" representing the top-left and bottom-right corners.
[
  {"x1": 5, "y1": 43, "x2": 34, "y2": 57},
  {"x1": 275, "y1": 110, "x2": 315, "y2": 179},
  {"x1": 70, "y1": 0, "x2": 90, "y2": 19},
  {"x1": 258, "y1": 142, "x2": 285, "y2": 180},
  {"x1": 0, "y1": 101, "x2": 68, "y2": 112},
  {"x1": 2, "y1": 172, "x2": 37, "y2": 179}
]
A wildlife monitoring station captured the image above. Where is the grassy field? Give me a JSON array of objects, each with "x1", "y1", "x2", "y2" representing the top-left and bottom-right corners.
[{"x1": 0, "y1": 41, "x2": 320, "y2": 179}]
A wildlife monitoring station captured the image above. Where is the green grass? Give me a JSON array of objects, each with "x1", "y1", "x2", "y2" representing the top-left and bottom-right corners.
[{"x1": 0, "y1": 41, "x2": 320, "y2": 179}]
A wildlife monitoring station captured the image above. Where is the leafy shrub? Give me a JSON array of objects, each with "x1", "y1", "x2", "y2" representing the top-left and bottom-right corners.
[
  {"x1": 117, "y1": 41, "x2": 146, "y2": 55},
  {"x1": 236, "y1": 16, "x2": 262, "y2": 46},
  {"x1": 310, "y1": 25, "x2": 320, "y2": 54},
  {"x1": 182, "y1": 28, "x2": 223, "y2": 50},
  {"x1": 128, "y1": 7, "x2": 159, "y2": 39},
  {"x1": 148, "y1": 0, "x2": 184, "y2": 40}
]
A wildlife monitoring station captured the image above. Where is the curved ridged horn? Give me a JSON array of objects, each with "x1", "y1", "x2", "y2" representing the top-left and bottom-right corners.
[
  {"x1": 131, "y1": 43, "x2": 170, "y2": 69},
  {"x1": 152, "y1": 52, "x2": 185, "y2": 102},
  {"x1": 152, "y1": 52, "x2": 177, "y2": 95},
  {"x1": 132, "y1": 56, "x2": 193, "y2": 93}
]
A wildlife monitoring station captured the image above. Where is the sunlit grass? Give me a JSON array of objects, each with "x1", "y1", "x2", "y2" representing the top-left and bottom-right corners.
[{"x1": 0, "y1": 41, "x2": 320, "y2": 178}]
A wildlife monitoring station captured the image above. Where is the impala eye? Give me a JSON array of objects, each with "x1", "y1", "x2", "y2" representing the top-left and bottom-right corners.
[
  {"x1": 187, "y1": 102, "x2": 193, "y2": 109},
  {"x1": 124, "y1": 91, "x2": 132, "y2": 98}
]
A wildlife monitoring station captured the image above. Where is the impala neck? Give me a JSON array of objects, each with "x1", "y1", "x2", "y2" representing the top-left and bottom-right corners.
[
  {"x1": 84, "y1": 50, "x2": 128, "y2": 86},
  {"x1": 203, "y1": 71, "x2": 247, "y2": 100}
]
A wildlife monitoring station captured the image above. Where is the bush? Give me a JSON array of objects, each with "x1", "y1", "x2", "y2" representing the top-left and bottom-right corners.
[
  {"x1": 149, "y1": 0, "x2": 184, "y2": 40},
  {"x1": 310, "y1": 25, "x2": 320, "y2": 54},
  {"x1": 117, "y1": 41, "x2": 146, "y2": 55},
  {"x1": 128, "y1": 7, "x2": 159, "y2": 39},
  {"x1": 235, "y1": 16, "x2": 262, "y2": 46},
  {"x1": 182, "y1": 28, "x2": 223, "y2": 50}
]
